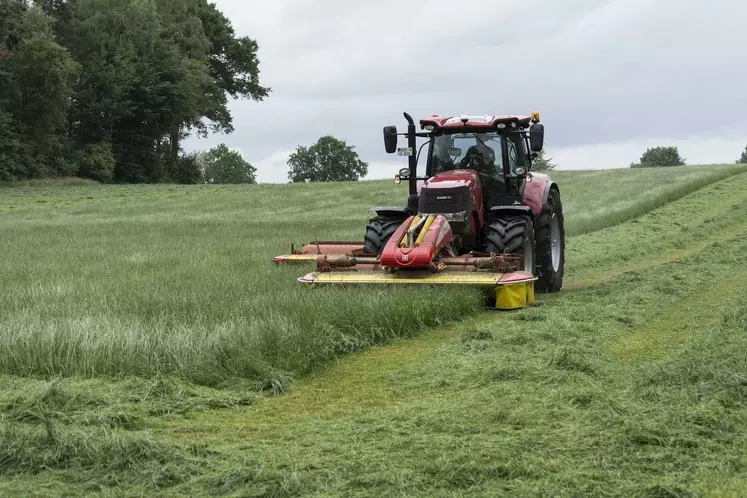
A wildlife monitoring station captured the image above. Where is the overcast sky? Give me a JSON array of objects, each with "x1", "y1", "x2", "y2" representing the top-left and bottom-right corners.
[{"x1": 183, "y1": 0, "x2": 747, "y2": 183}]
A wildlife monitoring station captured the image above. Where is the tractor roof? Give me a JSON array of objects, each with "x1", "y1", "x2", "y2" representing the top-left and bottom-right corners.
[{"x1": 420, "y1": 114, "x2": 533, "y2": 133}]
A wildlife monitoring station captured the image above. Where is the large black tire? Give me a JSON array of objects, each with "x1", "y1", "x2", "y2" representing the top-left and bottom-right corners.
[
  {"x1": 485, "y1": 214, "x2": 536, "y2": 274},
  {"x1": 363, "y1": 215, "x2": 404, "y2": 255},
  {"x1": 534, "y1": 188, "x2": 565, "y2": 292}
]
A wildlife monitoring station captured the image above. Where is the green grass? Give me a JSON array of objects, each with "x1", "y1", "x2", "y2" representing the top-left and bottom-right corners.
[
  {"x1": 0, "y1": 180, "x2": 481, "y2": 389},
  {"x1": 0, "y1": 176, "x2": 100, "y2": 188},
  {"x1": 550, "y1": 164, "x2": 745, "y2": 234},
  {"x1": 0, "y1": 164, "x2": 746, "y2": 495},
  {"x1": 0, "y1": 164, "x2": 742, "y2": 390}
]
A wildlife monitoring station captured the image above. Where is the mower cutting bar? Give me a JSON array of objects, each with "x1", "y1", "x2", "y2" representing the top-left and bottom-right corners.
[
  {"x1": 298, "y1": 270, "x2": 535, "y2": 286},
  {"x1": 298, "y1": 269, "x2": 536, "y2": 310}
]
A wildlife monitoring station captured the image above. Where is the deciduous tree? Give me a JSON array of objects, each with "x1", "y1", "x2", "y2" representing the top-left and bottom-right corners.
[
  {"x1": 630, "y1": 146, "x2": 686, "y2": 168},
  {"x1": 287, "y1": 136, "x2": 369, "y2": 182},
  {"x1": 531, "y1": 149, "x2": 556, "y2": 172},
  {"x1": 736, "y1": 145, "x2": 747, "y2": 164},
  {"x1": 0, "y1": 0, "x2": 270, "y2": 183},
  {"x1": 198, "y1": 143, "x2": 256, "y2": 184}
]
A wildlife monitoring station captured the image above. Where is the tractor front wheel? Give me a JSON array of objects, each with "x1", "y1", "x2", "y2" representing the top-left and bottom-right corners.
[
  {"x1": 534, "y1": 188, "x2": 565, "y2": 292},
  {"x1": 485, "y1": 214, "x2": 536, "y2": 274},
  {"x1": 363, "y1": 215, "x2": 404, "y2": 255}
]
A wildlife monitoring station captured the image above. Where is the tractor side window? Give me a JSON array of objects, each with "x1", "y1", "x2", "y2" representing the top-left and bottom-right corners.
[
  {"x1": 508, "y1": 134, "x2": 528, "y2": 166},
  {"x1": 431, "y1": 135, "x2": 458, "y2": 174},
  {"x1": 507, "y1": 140, "x2": 519, "y2": 168}
]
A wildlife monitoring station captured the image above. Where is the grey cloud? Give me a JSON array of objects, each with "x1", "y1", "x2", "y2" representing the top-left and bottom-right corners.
[{"x1": 184, "y1": 0, "x2": 747, "y2": 182}]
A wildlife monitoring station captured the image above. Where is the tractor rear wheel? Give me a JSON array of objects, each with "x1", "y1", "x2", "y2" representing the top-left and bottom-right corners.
[
  {"x1": 485, "y1": 214, "x2": 536, "y2": 274},
  {"x1": 363, "y1": 215, "x2": 404, "y2": 255},
  {"x1": 534, "y1": 188, "x2": 565, "y2": 292}
]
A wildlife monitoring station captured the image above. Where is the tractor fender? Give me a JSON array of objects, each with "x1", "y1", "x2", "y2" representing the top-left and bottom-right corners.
[
  {"x1": 543, "y1": 181, "x2": 559, "y2": 205},
  {"x1": 489, "y1": 205, "x2": 532, "y2": 217},
  {"x1": 369, "y1": 206, "x2": 413, "y2": 218},
  {"x1": 522, "y1": 173, "x2": 554, "y2": 216}
]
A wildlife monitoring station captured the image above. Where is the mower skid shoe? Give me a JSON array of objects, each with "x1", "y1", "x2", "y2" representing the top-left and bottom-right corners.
[{"x1": 492, "y1": 281, "x2": 535, "y2": 310}]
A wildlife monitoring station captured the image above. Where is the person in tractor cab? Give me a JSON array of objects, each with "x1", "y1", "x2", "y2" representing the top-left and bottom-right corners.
[
  {"x1": 460, "y1": 133, "x2": 496, "y2": 173},
  {"x1": 460, "y1": 133, "x2": 505, "y2": 211}
]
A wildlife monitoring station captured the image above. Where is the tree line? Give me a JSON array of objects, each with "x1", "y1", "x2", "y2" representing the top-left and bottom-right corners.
[
  {"x1": 1, "y1": 0, "x2": 742, "y2": 185},
  {"x1": 0, "y1": 0, "x2": 269, "y2": 184}
]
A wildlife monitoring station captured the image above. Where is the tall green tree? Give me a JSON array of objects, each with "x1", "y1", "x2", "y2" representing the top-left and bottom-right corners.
[
  {"x1": 0, "y1": 0, "x2": 25, "y2": 180},
  {"x1": 0, "y1": 0, "x2": 270, "y2": 183},
  {"x1": 66, "y1": 0, "x2": 172, "y2": 181},
  {"x1": 161, "y1": 0, "x2": 271, "y2": 177},
  {"x1": 194, "y1": 0, "x2": 270, "y2": 134},
  {"x1": 10, "y1": 35, "x2": 80, "y2": 177},
  {"x1": 11, "y1": 35, "x2": 79, "y2": 138},
  {"x1": 287, "y1": 136, "x2": 369, "y2": 182},
  {"x1": 155, "y1": 0, "x2": 211, "y2": 176},
  {"x1": 0, "y1": 2, "x2": 79, "y2": 179},
  {"x1": 65, "y1": 0, "x2": 269, "y2": 183}
]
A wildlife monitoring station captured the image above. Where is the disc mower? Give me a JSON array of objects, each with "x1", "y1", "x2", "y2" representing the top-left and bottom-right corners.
[{"x1": 272, "y1": 112, "x2": 565, "y2": 309}]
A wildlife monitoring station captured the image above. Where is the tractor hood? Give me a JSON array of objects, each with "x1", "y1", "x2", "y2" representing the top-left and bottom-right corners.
[{"x1": 418, "y1": 169, "x2": 480, "y2": 193}]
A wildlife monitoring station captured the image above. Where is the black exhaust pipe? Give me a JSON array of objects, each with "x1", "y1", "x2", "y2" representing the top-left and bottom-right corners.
[{"x1": 403, "y1": 112, "x2": 418, "y2": 212}]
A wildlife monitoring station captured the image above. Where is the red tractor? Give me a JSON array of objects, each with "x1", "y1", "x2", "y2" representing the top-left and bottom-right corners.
[{"x1": 273, "y1": 111, "x2": 565, "y2": 309}]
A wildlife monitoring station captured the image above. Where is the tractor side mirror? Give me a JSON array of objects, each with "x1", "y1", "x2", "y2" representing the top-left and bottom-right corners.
[
  {"x1": 383, "y1": 126, "x2": 398, "y2": 154},
  {"x1": 529, "y1": 123, "x2": 544, "y2": 152}
]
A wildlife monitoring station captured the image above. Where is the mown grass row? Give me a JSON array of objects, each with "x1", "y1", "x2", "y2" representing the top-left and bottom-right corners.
[
  {"x1": 0, "y1": 165, "x2": 742, "y2": 391},
  {"x1": 0, "y1": 168, "x2": 745, "y2": 495},
  {"x1": 152, "y1": 172, "x2": 747, "y2": 496},
  {"x1": 551, "y1": 163, "x2": 745, "y2": 235}
]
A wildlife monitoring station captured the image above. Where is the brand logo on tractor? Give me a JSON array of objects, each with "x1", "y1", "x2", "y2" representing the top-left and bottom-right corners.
[
  {"x1": 401, "y1": 254, "x2": 409, "y2": 262},
  {"x1": 436, "y1": 196, "x2": 452, "y2": 200}
]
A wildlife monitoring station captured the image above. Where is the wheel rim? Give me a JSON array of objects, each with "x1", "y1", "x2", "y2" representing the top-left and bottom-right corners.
[
  {"x1": 524, "y1": 235, "x2": 535, "y2": 273},
  {"x1": 550, "y1": 214, "x2": 561, "y2": 272}
]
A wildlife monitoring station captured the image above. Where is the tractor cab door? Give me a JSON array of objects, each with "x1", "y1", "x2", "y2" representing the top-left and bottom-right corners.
[{"x1": 483, "y1": 134, "x2": 529, "y2": 210}]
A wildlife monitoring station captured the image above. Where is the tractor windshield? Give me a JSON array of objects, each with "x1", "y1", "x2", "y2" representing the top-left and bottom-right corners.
[{"x1": 430, "y1": 132, "x2": 505, "y2": 178}]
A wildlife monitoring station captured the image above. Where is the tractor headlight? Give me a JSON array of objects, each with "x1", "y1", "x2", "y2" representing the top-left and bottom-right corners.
[
  {"x1": 436, "y1": 211, "x2": 468, "y2": 222},
  {"x1": 513, "y1": 166, "x2": 526, "y2": 176}
]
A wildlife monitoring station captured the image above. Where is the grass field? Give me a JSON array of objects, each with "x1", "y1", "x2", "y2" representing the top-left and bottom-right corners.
[{"x1": 1, "y1": 163, "x2": 746, "y2": 496}]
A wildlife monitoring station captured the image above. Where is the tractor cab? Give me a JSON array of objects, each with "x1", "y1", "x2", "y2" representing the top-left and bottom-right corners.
[
  {"x1": 428, "y1": 130, "x2": 528, "y2": 216},
  {"x1": 387, "y1": 114, "x2": 542, "y2": 205}
]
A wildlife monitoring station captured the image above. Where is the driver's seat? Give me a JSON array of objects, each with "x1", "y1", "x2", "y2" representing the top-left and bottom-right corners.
[
  {"x1": 460, "y1": 144, "x2": 505, "y2": 213},
  {"x1": 460, "y1": 144, "x2": 496, "y2": 171}
]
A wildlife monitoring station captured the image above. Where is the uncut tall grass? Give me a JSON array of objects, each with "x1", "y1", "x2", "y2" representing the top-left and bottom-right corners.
[{"x1": 0, "y1": 164, "x2": 742, "y2": 386}]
